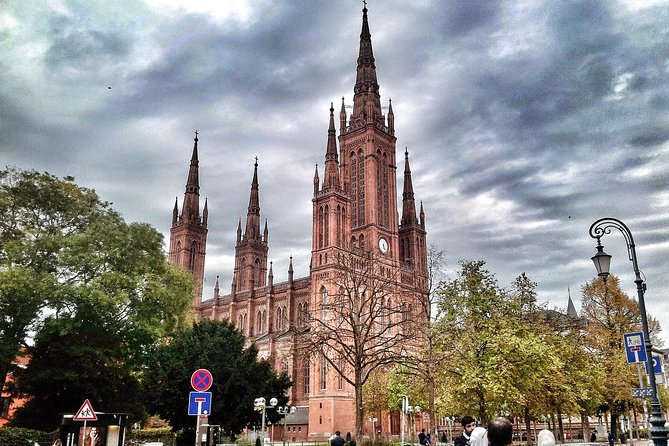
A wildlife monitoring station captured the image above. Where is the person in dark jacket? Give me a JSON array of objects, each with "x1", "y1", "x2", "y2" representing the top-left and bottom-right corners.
[
  {"x1": 331, "y1": 431, "x2": 345, "y2": 446},
  {"x1": 455, "y1": 416, "x2": 477, "y2": 446}
]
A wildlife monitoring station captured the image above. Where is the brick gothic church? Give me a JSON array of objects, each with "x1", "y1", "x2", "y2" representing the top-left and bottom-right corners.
[{"x1": 169, "y1": 6, "x2": 428, "y2": 440}]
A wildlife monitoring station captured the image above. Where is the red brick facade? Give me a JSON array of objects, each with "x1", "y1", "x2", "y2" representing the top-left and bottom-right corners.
[{"x1": 170, "y1": 6, "x2": 428, "y2": 441}]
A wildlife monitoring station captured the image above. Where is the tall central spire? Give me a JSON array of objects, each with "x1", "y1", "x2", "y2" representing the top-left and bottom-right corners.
[
  {"x1": 182, "y1": 131, "x2": 201, "y2": 223},
  {"x1": 323, "y1": 102, "x2": 341, "y2": 191},
  {"x1": 350, "y1": 4, "x2": 383, "y2": 128}
]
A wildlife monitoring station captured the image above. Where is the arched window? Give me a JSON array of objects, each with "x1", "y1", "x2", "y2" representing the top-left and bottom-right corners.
[
  {"x1": 175, "y1": 241, "x2": 182, "y2": 266},
  {"x1": 281, "y1": 358, "x2": 289, "y2": 375},
  {"x1": 256, "y1": 310, "x2": 262, "y2": 334},
  {"x1": 261, "y1": 309, "x2": 266, "y2": 333},
  {"x1": 303, "y1": 358, "x2": 311, "y2": 395},
  {"x1": 318, "y1": 206, "x2": 324, "y2": 248},
  {"x1": 276, "y1": 307, "x2": 283, "y2": 331},
  {"x1": 338, "y1": 355, "x2": 344, "y2": 390},
  {"x1": 382, "y1": 152, "x2": 389, "y2": 227},
  {"x1": 324, "y1": 205, "x2": 329, "y2": 246},
  {"x1": 321, "y1": 286, "x2": 327, "y2": 320},
  {"x1": 320, "y1": 353, "x2": 327, "y2": 390},
  {"x1": 297, "y1": 303, "x2": 303, "y2": 326},
  {"x1": 357, "y1": 149, "x2": 365, "y2": 225},
  {"x1": 359, "y1": 234, "x2": 365, "y2": 248},
  {"x1": 350, "y1": 152, "x2": 357, "y2": 227},
  {"x1": 254, "y1": 258, "x2": 260, "y2": 286},
  {"x1": 338, "y1": 287, "x2": 346, "y2": 324},
  {"x1": 189, "y1": 241, "x2": 198, "y2": 270}
]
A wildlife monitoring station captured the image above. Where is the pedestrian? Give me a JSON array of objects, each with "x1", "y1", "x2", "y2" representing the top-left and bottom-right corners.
[
  {"x1": 331, "y1": 431, "x2": 346, "y2": 446},
  {"x1": 590, "y1": 429, "x2": 597, "y2": 443},
  {"x1": 455, "y1": 416, "x2": 477, "y2": 446},
  {"x1": 52, "y1": 440, "x2": 63, "y2": 446},
  {"x1": 607, "y1": 431, "x2": 615, "y2": 446},
  {"x1": 486, "y1": 418, "x2": 513, "y2": 446},
  {"x1": 425, "y1": 433, "x2": 432, "y2": 446},
  {"x1": 419, "y1": 429, "x2": 427, "y2": 445},
  {"x1": 537, "y1": 430, "x2": 556, "y2": 446},
  {"x1": 470, "y1": 427, "x2": 488, "y2": 446}
]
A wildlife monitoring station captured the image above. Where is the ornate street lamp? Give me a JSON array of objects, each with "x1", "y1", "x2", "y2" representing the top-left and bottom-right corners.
[
  {"x1": 254, "y1": 397, "x2": 278, "y2": 443},
  {"x1": 276, "y1": 405, "x2": 296, "y2": 446},
  {"x1": 589, "y1": 217, "x2": 667, "y2": 446}
]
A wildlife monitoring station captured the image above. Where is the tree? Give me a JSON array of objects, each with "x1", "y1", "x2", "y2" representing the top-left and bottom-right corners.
[
  {"x1": 434, "y1": 261, "x2": 556, "y2": 423},
  {"x1": 10, "y1": 318, "x2": 143, "y2": 430},
  {"x1": 1, "y1": 167, "x2": 194, "y2": 428},
  {"x1": 395, "y1": 244, "x2": 446, "y2": 439},
  {"x1": 296, "y1": 246, "x2": 424, "y2": 438},
  {"x1": 143, "y1": 320, "x2": 292, "y2": 442},
  {"x1": 581, "y1": 275, "x2": 641, "y2": 440}
]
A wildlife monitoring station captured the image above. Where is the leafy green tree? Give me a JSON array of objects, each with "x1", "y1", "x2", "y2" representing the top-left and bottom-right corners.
[
  {"x1": 10, "y1": 318, "x2": 143, "y2": 430},
  {"x1": 1, "y1": 167, "x2": 194, "y2": 429},
  {"x1": 143, "y1": 320, "x2": 292, "y2": 441},
  {"x1": 581, "y1": 275, "x2": 640, "y2": 440},
  {"x1": 434, "y1": 261, "x2": 559, "y2": 423}
]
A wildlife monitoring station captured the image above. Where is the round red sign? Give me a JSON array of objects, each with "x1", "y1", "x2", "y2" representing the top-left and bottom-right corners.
[{"x1": 191, "y1": 368, "x2": 213, "y2": 391}]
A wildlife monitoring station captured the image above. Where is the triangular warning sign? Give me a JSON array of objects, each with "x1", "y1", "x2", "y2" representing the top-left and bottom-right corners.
[{"x1": 73, "y1": 399, "x2": 97, "y2": 421}]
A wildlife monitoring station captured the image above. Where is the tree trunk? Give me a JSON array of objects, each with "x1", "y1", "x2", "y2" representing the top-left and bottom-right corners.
[
  {"x1": 557, "y1": 407, "x2": 565, "y2": 444},
  {"x1": 429, "y1": 371, "x2": 436, "y2": 440},
  {"x1": 525, "y1": 406, "x2": 532, "y2": 446},
  {"x1": 355, "y1": 367, "x2": 364, "y2": 440}
]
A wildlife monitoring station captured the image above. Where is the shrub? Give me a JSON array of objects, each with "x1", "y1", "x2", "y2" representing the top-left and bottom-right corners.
[{"x1": 0, "y1": 427, "x2": 52, "y2": 446}]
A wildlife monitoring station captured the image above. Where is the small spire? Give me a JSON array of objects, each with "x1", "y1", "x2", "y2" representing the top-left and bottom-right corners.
[
  {"x1": 203, "y1": 197, "x2": 208, "y2": 226},
  {"x1": 268, "y1": 261, "x2": 274, "y2": 287},
  {"x1": 172, "y1": 197, "x2": 179, "y2": 225},
  {"x1": 264, "y1": 219, "x2": 269, "y2": 244},
  {"x1": 288, "y1": 256, "x2": 294, "y2": 283},
  {"x1": 214, "y1": 275, "x2": 220, "y2": 299},
  {"x1": 419, "y1": 201, "x2": 425, "y2": 228},
  {"x1": 323, "y1": 103, "x2": 341, "y2": 191},
  {"x1": 387, "y1": 98, "x2": 394, "y2": 134},
  {"x1": 245, "y1": 158, "x2": 261, "y2": 241},
  {"x1": 340, "y1": 96, "x2": 347, "y2": 131},
  {"x1": 401, "y1": 147, "x2": 417, "y2": 227},
  {"x1": 567, "y1": 288, "x2": 578, "y2": 317},
  {"x1": 314, "y1": 163, "x2": 320, "y2": 196},
  {"x1": 237, "y1": 218, "x2": 242, "y2": 243}
]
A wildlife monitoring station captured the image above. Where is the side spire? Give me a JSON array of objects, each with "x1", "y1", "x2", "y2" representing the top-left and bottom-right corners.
[
  {"x1": 401, "y1": 148, "x2": 417, "y2": 226},
  {"x1": 323, "y1": 102, "x2": 341, "y2": 191},
  {"x1": 182, "y1": 131, "x2": 201, "y2": 222}
]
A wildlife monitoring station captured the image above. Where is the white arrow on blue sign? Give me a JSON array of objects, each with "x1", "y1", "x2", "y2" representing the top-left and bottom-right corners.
[
  {"x1": 623, "y1": 332, "x2": 647, "y2": 363},
  {"x1": 189, "y1": 391, "x2": 212, "y2": 416}
]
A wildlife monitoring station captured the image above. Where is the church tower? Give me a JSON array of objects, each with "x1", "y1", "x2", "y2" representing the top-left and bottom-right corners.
[
  {"x1": 232, "y1": 158, "x2": 269, "y2": 294},
  {"x1": 338, "y1": 4, "x2": 399, "y2": 261},
  {"x1": 312, "y1": 103, "x2": 350, "y2": 271},
  {"x1": 169, "y1": 132, "x2": 208, "y2": 304},
  {"x1": 398, "y1": 149, "x2": 428, "y2": 287}
]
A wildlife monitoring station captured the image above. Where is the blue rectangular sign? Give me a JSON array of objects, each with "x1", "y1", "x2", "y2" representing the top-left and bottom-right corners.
[
  {"x1": 188, "y1": 391, "x2": 212, "y2": 416},
  {"x1": 623, "y1": 332, "x2": 647, "y2": 363},
  {"x1": 645, "y1": 355, "x2": 662, "y2": 375}
]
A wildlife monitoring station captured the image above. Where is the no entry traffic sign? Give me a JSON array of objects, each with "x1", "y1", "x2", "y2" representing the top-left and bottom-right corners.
[{"x1": 191, "y1": 369, "x2": 213, "y2": 391}]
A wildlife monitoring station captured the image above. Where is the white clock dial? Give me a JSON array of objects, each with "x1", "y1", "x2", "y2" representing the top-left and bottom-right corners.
[{"x1": 378, "y1": 237, "x2": 389, "y2": 253}]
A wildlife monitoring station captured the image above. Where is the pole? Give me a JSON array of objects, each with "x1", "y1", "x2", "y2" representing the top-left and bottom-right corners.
[
  {"x1": 636, "y1": 362, "x2": 648, "y2": 438},
  {"x1": 589, "y1": 218, "x2": 668, "y2": 446},
  {"x1": 261, "y1": 404, "x2": 267, "y2": 444},
  {"x1": 401, "y1": 408, "x2": 406, "y2": 446}
]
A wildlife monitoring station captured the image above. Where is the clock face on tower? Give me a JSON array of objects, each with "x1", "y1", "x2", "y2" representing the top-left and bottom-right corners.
[{"x1": 378, "y1": 237, "x2": 389, "y2": 253}]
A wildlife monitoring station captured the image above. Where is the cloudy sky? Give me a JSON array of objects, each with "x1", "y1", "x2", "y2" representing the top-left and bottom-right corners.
[{"x1": 2, "y1": 0, "x2": 669, "y2": 345}]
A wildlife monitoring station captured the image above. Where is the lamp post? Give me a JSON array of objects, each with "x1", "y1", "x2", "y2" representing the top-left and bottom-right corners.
[
  {"x1": 369, "y1": 417, "x2": 378, "y2": 445},
  {"x1": 276, "y1": 405, "x2": 296, "y2": 446},
  {"x1": 589, "y1": 217, "x2": 668, "y2": 446},
  {"x1": 407, "y1": 405, "x2": 421, "y2": 445},
  {"x1": 254, "y1": 397, "x2": 278, "y2": 444}
]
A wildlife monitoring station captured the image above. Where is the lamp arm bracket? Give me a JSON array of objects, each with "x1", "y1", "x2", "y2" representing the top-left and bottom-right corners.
[{"x1": 589, "y1": 217, "x2": 639, "y2": 272}]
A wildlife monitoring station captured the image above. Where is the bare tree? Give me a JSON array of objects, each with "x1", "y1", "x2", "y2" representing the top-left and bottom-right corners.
[
  {"x1": 296, "y1": 245, "x2": 425, "y2": 438},
  {"x1": 395, "y1": 243, "x2": 446, "y2": 440}
]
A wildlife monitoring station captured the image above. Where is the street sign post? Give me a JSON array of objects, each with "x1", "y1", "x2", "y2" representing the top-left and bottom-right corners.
[
  {"x1": 73, "y1": 399, "x2": 97, "y2": 446},
  {"x1": 624, "y1": 332, "x2": 647, "y2": 363},
  {"x1": 189, "y1": 391, "x2": 212, "y2": 446}
]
